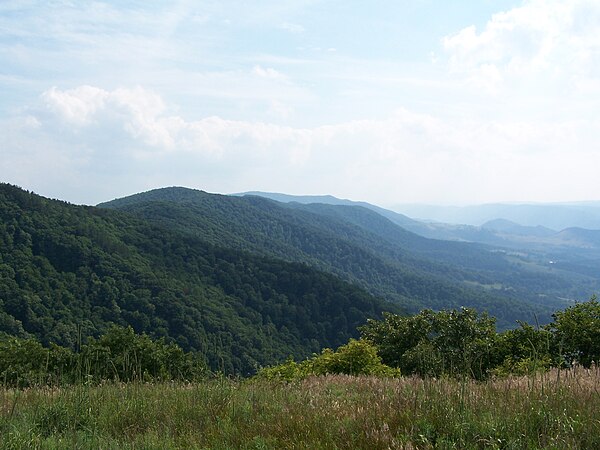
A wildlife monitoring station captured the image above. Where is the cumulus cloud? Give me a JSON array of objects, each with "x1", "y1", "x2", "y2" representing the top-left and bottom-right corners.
[
  {"x1": 39, "y1": 86, "x2": 308, "y2": 159},
  {"x1": 252, "y1": 65, "x2": 286, "y2": 80},
  {"x1": 42, "y1": 86, "x2": 109, "y2": 126},
  {"x1": 442, "y1": 0, "x2": 600, "y2": 93}
]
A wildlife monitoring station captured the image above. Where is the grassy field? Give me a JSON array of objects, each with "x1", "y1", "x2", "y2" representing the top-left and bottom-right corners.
[{"x1": 1, "y1": 367, "x2": 599, "y2": 449}]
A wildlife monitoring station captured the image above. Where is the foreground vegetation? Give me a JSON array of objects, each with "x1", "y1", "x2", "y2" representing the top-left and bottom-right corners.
[
  {"x1": 2, "y1": 298, "x2": 598, "y2": 388},
  {"x1": 1, "y1": 367, "x2": 599, "y2": 449},
  {"x1": 260, "y1": 298, "x2": 600, "y2": 381}
]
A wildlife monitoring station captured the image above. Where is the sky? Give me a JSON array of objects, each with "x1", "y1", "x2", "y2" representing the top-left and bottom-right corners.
[{"x1": 1, "y1": 0, "x2": 600, "y2": 207}]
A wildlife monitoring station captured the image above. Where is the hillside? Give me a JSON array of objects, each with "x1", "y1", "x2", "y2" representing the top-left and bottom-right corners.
[
  {"x1": 99, "y1": 187, "x2": 589, "y2": 327},
  {"x1": 0, "y1": 183, "x2": 398, "y2": 375},
  {"x1": 481, "y1": 218, "x2": 556, "y2": 237},
  {"x1": 238, "y1": 191, "x2": 600, "y2": 293}
]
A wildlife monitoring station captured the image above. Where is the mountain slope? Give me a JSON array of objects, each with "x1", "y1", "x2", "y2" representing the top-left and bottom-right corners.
[
  {"x1": 236, "y1": 191, "x2": 600, "y2": 293},
  {"x1": 481, "y1": 219, "x2": 556, "y2": 237},
  {"x1": 99, "y1": 187, "x2": 586, "y2": 327},
  {"x1": 0, "y1": 183, "x2": 398, "y2": 374}
]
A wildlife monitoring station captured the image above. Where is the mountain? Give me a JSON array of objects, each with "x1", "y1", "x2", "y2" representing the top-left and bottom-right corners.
[
  {"x1": 100, "y1": 187, "x2": 597, "y2": 327},
  {"x1": 555, "y1": 228, "x2": 600, "y2": 249},
  {"x1": 0, "y1": 183, "x2": 399, "y2": 375},
  {"x1": 481, "y1": 219, "x2": 556, "y2": 238},
  {"x1": 233, "y1": 192, "x2": 544, "y2": 246},
  {"x1": 236, "y1": 192, "x2": 600, "y2": 282},
  {"x1": 235, "y1": 191, "x2": 425, "y2": 231},
  {"x1": 236, "y1": 192, "x2": 359, "y2": 207},
  {"x1": 391, "y1": 203, "x2": 600, "y2": 230}
]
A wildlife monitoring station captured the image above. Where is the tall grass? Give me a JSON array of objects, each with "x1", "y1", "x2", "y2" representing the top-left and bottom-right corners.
[{"x1": 1, "y1": 367, "x2": 599, "y2": 449}]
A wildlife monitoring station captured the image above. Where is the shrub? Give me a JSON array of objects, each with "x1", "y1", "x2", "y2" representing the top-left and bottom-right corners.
[
  {"x1": 360, "y1": 308, "x2": 497, "y2": 379},
  {"x1": 257, "y1": 339, "x2": 400, "y2": 381},
  {"x1": 0, "y1": 326, "x2": 208, "y2": 387}
]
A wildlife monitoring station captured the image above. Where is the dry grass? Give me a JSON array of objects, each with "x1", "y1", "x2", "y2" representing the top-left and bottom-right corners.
[{"x1": 1, "y1": 367, "x2": 599, "y2": 449}]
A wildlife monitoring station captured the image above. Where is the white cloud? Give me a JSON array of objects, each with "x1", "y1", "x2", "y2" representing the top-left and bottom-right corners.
[
  {"x1": 279, "y1": 22, "x2": 305, "y2": 34},
  {"x1": 3, "y1": 85, "x2": 600, "y2": 205},
  {"x1": 252, "y1": 65, "x2": 286, "y2": 80},
  {"x1": 443, "y1": 0, "x2": 600, "y2": 93},
  {"x1": 42, "y1": 85, "x2": 108, "y2": 126}
]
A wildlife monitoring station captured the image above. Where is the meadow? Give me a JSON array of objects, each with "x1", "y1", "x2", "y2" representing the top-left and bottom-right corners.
[{"x1": 1, "y1": 366, "x2": 599, "y2": 449}]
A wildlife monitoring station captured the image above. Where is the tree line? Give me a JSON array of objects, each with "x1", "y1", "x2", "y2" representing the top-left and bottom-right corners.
[
  {"x1": 2, "y1": 297, "x2": 598, "y2": 387},
  {"x1": 0, "y1": 325, "x2": 207, "y2": 387},
  {"x1": 260, "y1": 297, "x2": 600, "y2": 381}
]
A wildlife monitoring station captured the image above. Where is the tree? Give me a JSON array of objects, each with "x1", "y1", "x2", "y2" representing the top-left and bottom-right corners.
[
  {"x1": 493, "y1": 322, "x2": 552, "y2": 375},
  {"x1": 360, "y1": 308, "x2": 497, "y2": 379},
  {"x1": 548, "y1": 296, "x2": 600, "y2": 367}
]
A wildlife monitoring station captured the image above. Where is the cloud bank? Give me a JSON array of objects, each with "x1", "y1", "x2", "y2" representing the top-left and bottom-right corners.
[{"x1": 1, "y1": 83, "x2": 598, "y2": 206}]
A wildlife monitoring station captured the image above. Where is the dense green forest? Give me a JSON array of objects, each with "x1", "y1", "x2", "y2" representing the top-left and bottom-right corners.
[
  {"x1": 2, "y1": 182, "x2": 598, "y2": 376},
  {"x1": 0, "y1": 183, "x2": 399, "y2": 375},
  {"x1": 100, "y1": 187, "x2": 591, "y2": 327}
]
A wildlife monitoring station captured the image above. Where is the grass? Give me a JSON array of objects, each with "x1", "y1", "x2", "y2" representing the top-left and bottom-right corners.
[{"x1": 1, "y1": 367, "x2": 599, "y2": 449}]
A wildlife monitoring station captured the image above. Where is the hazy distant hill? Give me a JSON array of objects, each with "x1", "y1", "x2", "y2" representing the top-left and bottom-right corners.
[
  {"x1": 391, "y1": 203, "x2": 600, "y2": 230},
  {"x1": 235, "y1": 192, "x2": 550, "y2": 246},
  {"x1": 555, "y1": 228, "x2": 600, "y2": 249},
  {"x1": 235, "y1": 191, "x2": 496, "y2": 242},
  {"x1": 98, "y1": 187, "x2": 600, "y2": 327},
  {"x1": 236, "y1": 191, "x2": 422, "y2": 230},
  {"x1": 481, "y1": 219, "x2": 556, "y2": 237}
]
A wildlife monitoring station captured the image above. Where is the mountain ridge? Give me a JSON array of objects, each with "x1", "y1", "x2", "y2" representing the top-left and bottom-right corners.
[
  {"x1": 0, "y1": 183, "x2": 399, "y2": 374},
  {"x1": 100, "y1": 186, "x2": 598, "y2": 328}
]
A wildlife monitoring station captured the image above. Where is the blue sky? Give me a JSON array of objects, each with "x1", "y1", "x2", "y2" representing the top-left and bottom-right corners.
[{"x1": 1, "y1": 0, "x2": 599, "y2": 206}]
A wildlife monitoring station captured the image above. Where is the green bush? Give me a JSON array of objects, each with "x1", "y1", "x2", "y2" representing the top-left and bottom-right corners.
[
  {"x1": 360, "y1": 308, "x2": 497, "y2": 379},
  {"x1": 80, "y1": 325, "x2": 208, "y2": 382},
  {"x1": 257, "y1": 339, "x2": 400, "y2": 381},
  {"x1": 492, "y1": 322, "x2": 552, "y2": 376},
  {"x1": 492, "y1": 355, "x2": 552, "y2": 377},
  {"x1": 0, "y1": 326, "x2": 208, "y2": 387},
  {"x1": 547, "y1": 296, "x2": 600, "y2": 367}
]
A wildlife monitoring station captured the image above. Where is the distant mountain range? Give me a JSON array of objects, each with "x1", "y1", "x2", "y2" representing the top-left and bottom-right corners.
[
  {"x1": 391, "y1": 202, "x2": 600, "y2": 230},
  {"x1": 102, "y1": 187, "x2": 600, "y2": 326},
  {"x1": 239, "y1": 191, "x2": 600, "y2": 252}
]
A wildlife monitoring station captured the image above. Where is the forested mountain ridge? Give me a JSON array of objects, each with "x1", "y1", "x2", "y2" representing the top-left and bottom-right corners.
[
  {"x1": 0, "y1": 183, "x2": 399, "y2": 374},
  {"x1": 236, "y1": 191, "x2": 600, "y2": 302},
  {"x1": 99, "y1": 187, "x2": 589, "y2": 327},
  {"x1": 240, "y1": 191, "x2": 600, "y2": 252}
]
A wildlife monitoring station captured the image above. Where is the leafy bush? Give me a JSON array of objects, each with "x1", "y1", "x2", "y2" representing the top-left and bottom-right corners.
[
  {"x1": 492, "y1": 321, "x2": 553, "y2": 376},
  {"x1": 492, "y1": 355, "x2": 552, "y2": 377},
  {"x1": 257, "y1": 339, "x2": 400, "y2": 381},
  {"x1": 80, "y1": 325, "x2": 207, "y2": 382},
  {"x1": 0, "y1": 326, "x2": 207, "y2": 387},
  {"x1": 547, "y1": 296, "x2": 600, "y2": 367},
  {"x1": 360, "y1": 308, "x2": 497, "y2": 379},
  {"x1": 359, "y1": 300, "x2": 600, "y2": 378}
]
